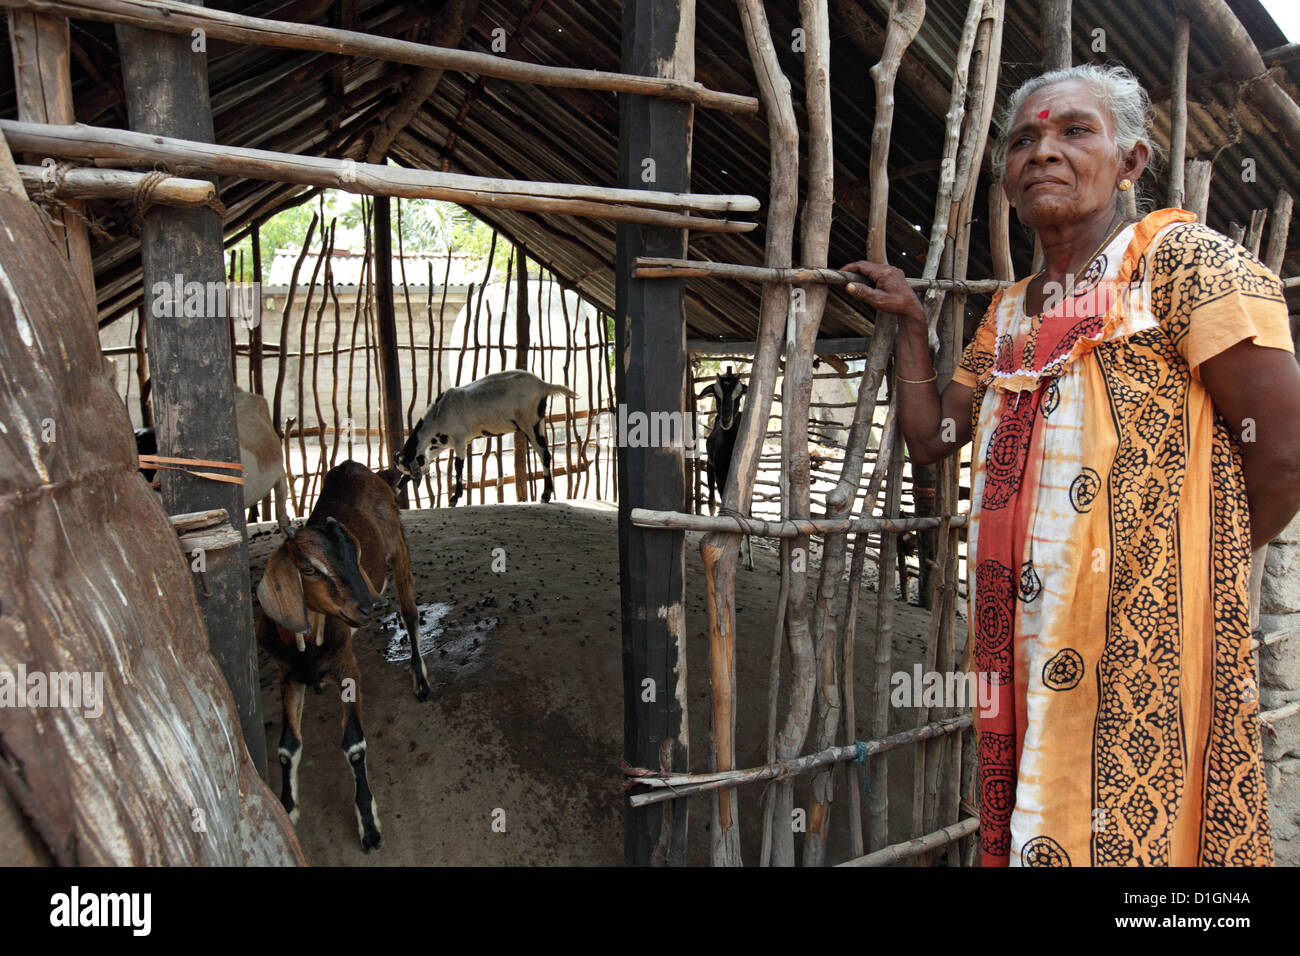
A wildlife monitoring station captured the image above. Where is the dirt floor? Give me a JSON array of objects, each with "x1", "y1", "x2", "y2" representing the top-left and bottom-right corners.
[{"x1": 247, "y1": 502, "x2": 966, "y2": 866}]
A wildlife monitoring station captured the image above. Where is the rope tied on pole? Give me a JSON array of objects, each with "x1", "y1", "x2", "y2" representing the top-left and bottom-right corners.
[{"x1": 24, "y1": 158, "x2": 114, "y2": 241}]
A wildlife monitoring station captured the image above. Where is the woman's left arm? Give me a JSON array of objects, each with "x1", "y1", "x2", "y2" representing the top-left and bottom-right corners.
[{"x1": 1200, "y1": 341, "x2": 1300, "y2": 550}]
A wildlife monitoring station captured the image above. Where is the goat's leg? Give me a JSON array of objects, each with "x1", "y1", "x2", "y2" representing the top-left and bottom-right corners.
[
  {"x1": 707, "y1": 464, "x2": 716, "y2": 515},
  {"x1": 741, "y1": 533, "x2": 754, "y2": 572},
  {"x1": 274, "y1": 474, "x2": 289, "y2": 530},
  {"x1": 389, "y1": 542, "x2": 431, "y2": 701},
  {"x1": 450, "y1": 455, "x2": 465, "y2": 506},
  {"x1": 526, "y1": 421, "x2": 556, "y2": 502},
  {"x1": 277, "y1": 672, "x2": 306, "y2": 822},
  {"x1": 334, "y1": 649, "x2": 381, "y2": 851}
]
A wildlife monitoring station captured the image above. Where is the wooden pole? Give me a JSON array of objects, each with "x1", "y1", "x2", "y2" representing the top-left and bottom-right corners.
[
  {"x1": 635, "y1": 258, "x2": 1011, "y2": 291},
  {"x1": 16, "y1": 163, "x2": 213, "y2": 204},
  {"x1": 250, "y1": 220, "x2": 264, "y2": 396},
  {"x1": 1168, "y1": 14, "x2": 1190, "y2": 209},
  {"x1": 1264, "y1": 191, "x2": 1294, "y2": 274},
  {"x1": 373, "y1": 196, "x2": 408, "y2": 506},
  {"x1": 116, "y1": 13, "x2": 265, "y2": 775},
  {"x1": 0, "y1": 120, "x2": 758, "y2": 232},
  {"x1": 1041, "y1": 0, "x2": 1071, "y2": 71},
  {"x1": 870, "y1": 412, "x2": 905, "y2": 850},
  {"x1": 272, "y1": 213, "x2": 319, "y2": 434},
  {"x1": 134, "y1": 308, "x2": 150, "y2": 428},
  {"x1": 514, "y1": 245, "x2": 531, "y2": 502},
  {"x1": 0, "y1": 0, "x2": 758, "y2": 113},
  {"x1": 1245, "y1": 208, "x2": 1268, "y2": 257},
  {"x1": 7, "y1": 9, "x2": 95, "y2": 315},
  {"x1": 837, "y1": 816, "x2": 980, "y2": 867},
  {"x1": 1186, "y1": 158, "x2": 1213, "y2": 223},
  {"x1": 920, "y1": 0, "x2": 1004, "y2": 858},
  {"x1": 989, "y1": 191, "x2": 1014, "y2": 281},
  {"x1": 628, "y1": 713, "x2": 972, "y2": 805},
  {"x1": 790, "y1": 0, "x2": 837, "y2": 869},
  {"x1": 617, "y1": 0, "x2": 693, "y2": 867},
  {"x1": 702, "y1": 0, "x2": 799, "y2": 868}
]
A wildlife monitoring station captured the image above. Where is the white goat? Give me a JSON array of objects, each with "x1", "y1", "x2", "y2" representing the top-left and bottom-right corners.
[
  {"x1": 236, "y1": 389, "x2": 290, "y2": 528},
  {"x1": 395, "y1": 370, "x2": 578, "y2": 505},
  {"x1": 135, "y1": 387, "x2": 289, "y2": 528}
]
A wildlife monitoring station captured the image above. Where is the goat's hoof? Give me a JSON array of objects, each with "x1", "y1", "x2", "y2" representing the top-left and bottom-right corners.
[
  {"x1": 414, "y1": 680, "x2": 431, "y2": 703},
  {"x1": 361, "y1": 828, "x2": 382, "y2": 852}
]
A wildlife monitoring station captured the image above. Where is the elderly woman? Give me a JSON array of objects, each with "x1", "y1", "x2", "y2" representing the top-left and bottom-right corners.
[{"x1": 843, "y1": 64, "x2": 1300, "y2": 867}]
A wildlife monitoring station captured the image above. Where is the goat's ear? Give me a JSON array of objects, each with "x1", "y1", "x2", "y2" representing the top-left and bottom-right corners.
[
  {"x1": 257, "y1": 546, "x2": 311, "y2": 634},
  {"x1": 698, "y1": 384, "x2": 717, "y2": 399},
  {"x1": 334, "y1": 521, "x2": 385, "y2": 604}
]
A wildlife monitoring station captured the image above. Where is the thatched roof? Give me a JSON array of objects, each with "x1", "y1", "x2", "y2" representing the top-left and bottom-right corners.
[{"x1": 2, "y1": 0, "x2": 1297, "y2": 339}]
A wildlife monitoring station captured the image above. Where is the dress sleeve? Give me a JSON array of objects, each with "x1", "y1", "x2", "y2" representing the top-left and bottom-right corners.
[
  {"x1": 951, "y1": 290, "x2": 1002, "y2": 389},
  {"x1": 1147, "y1": 222, "x2": 1294, "y2": 383}
]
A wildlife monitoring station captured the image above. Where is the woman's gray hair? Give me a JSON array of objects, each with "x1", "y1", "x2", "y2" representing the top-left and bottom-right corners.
[{"x1": 992, "y1": 64, "x2": 1165, "y2": 211}]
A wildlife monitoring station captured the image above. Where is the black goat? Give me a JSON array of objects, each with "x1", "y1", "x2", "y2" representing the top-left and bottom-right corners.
[{"x1": 700, "y1": 367, "x2": 753, "y2": 571}]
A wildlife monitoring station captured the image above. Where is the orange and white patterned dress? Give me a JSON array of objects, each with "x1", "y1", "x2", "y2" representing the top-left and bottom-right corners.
[{"x1": 950, "y1": 208, "x2": 1291, "y2": 866}]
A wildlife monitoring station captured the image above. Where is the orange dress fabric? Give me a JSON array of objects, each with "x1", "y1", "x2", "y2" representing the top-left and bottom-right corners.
[{"x1": 950, "y1": 209, "x2": 1290, "y2": 866}]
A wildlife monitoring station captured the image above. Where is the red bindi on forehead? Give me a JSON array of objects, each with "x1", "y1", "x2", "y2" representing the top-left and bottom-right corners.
[{"x1": 1038, "y1": 109, "x2": 1050, "y2": 119}]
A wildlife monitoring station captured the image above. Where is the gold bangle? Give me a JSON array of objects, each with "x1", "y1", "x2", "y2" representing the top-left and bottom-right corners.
[{"x1": 897, "y1": 371, "x2": 937, "y2": 385}]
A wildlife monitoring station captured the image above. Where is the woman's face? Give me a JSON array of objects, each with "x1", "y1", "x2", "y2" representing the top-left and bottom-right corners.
[{"x1": 1002, "y1": 79, "x2": 1140, "y2": 230}]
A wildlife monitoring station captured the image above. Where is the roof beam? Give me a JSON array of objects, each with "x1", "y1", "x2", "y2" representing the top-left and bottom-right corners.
[{"x1": 0, "y1": 0, "x2": 760, "y2": 112}]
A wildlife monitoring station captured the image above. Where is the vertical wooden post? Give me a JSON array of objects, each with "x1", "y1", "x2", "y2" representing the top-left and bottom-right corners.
[
  {"x1": 1186, "y1": 159, "x2": 1213, "y2": 223},
  {"x1": 1041, "y1": 0, "x2": 1071, "y2": 70},
  {"x1": 515, "y1": 245, "x2": 531, "y2": 501},
  {"x1": 1264, "y1": 191, "x2": 1294, "y2": 275},
  {"x1": 116, "y1": 17, "x2": 265, "y2": 776},
  {"x1": 617, "y1": 0, "x2": 693, "y2": 867},
  {"x1": 1168, "y1": 14, "x2": 1191, "y2": 209},
  {"x1": 373, "y1": 195, "x2": 408, "y2": 506},
  {"x1": 134, "y1": 309, "x2": 152, "y2": 429},
  {"x1": 7, "y1": 10, "x2": 96, "y2": 317},
  {"x1": 250, "y1": 220, "x2": 264, "y2": 396},
  {"x1": 795, "y1": 0, "x2": 837, "y2": 869}
]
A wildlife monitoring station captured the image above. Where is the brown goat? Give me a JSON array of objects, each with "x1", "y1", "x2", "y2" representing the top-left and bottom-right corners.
[{"x1": 256, "y1": 461, "x2": 430, "y2": 851}]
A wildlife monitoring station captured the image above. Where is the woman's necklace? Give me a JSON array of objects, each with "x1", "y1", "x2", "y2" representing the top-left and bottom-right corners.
[
  {"x1": 1030, "y1": 215, "x2": 1131, "y2": 298},
  {"x1": 1013, "y1": 216, "x2": 1131, "y2": 410}
]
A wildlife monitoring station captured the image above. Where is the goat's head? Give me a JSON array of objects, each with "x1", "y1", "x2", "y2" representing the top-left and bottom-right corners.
[
  {"x1": 257, "y1": 518, "x2": 388, "y2": 634},
  {"x1": 394, "y1": 397, "x2": 451, "y2": 483},
  {"x1": 699, "y1": 366, "x2": 747, "y2": 430}
]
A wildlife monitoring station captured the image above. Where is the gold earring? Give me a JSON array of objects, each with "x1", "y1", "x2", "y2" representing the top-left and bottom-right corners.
[{"x1": 1118, "y1": 179, "x2": 1133, "y2": 191}]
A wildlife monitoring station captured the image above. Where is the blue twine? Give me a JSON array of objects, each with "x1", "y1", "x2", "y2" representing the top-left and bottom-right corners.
[{"x1": 854, "y1": 741, "x2": 867, "y2": 764}]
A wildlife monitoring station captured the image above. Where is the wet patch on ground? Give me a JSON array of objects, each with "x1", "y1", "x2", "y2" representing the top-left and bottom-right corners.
[{"x1": 376, "y1": 600, "x2": 498, "y2": 686}]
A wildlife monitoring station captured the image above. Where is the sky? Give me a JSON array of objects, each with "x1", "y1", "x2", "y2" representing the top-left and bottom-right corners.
[{"x1": 1260, "y1": 0, "x2": 1300, "y2": 42}]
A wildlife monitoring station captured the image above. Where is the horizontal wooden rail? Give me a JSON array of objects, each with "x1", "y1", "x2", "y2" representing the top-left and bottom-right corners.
[
  {"x1": 624, "y1": 714, "x2": 971, "y2": 807},
  {"x1": 0, "y1": 0, "x2": 759, "y2": 113},
  {"x1": 1261, "y1": 698, "x2": 1300, "y2": 725},
  {"x1": 18, "y1": 163, "x2": 213, "y2": 204},
  {"x1": 630, "y1": 507, "x2": 968, "y2": 537},
  {"x1": 0, "y1": 121, "x2": 758, "y2": 233},
  {"x1": 689, "y1": 335, "x2": 875, "y2": 356},
  {"x1": 636, "y1": 257, "x2": 1014, "y2": 292},
  {"x1": 835, "y1": 816, "x2": 980, "y2": 867}
]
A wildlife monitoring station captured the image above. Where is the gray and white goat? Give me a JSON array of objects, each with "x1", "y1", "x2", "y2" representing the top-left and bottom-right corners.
[{"x1": 395, "y1": 369, "x2": 578, "y2": 505}]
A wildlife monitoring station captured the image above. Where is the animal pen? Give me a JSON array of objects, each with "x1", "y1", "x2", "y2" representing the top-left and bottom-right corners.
[{"x1": 1, "y1": 0, "x2": 1299, "y2": 870}]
